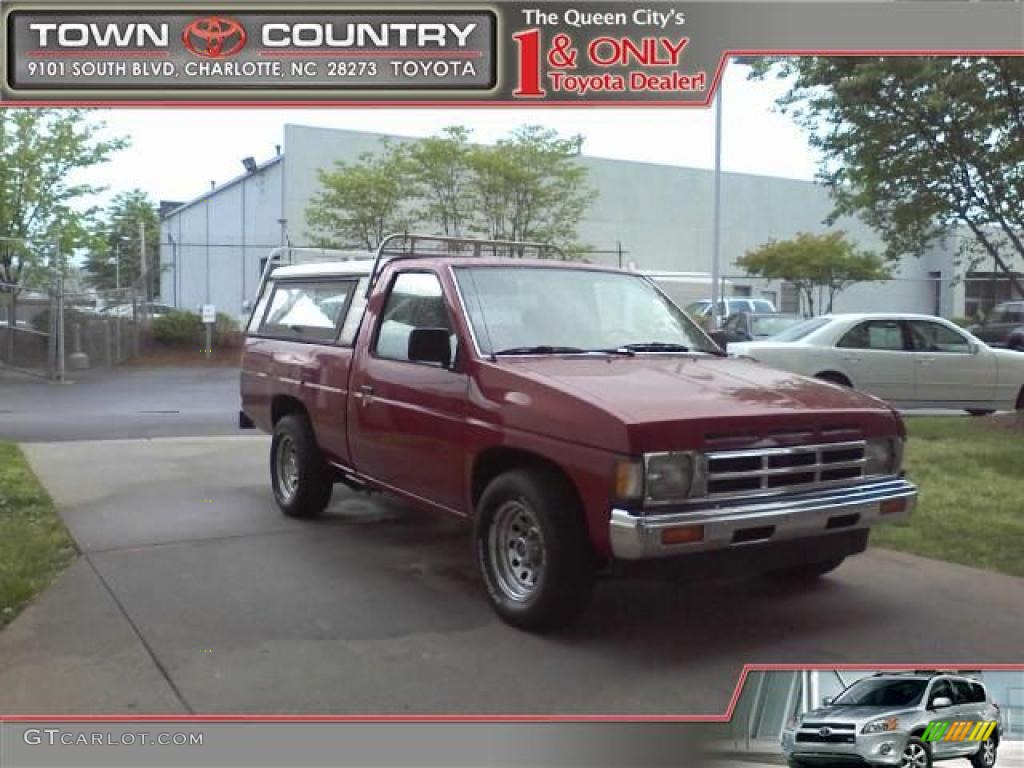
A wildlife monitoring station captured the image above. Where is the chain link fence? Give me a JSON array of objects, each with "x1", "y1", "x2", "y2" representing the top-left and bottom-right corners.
[{"x1": 0, "y1": 278, "x2": 148, "y2": 380}]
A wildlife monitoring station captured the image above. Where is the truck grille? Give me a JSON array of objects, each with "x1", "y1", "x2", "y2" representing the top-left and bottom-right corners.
[{"x1": 705, "y1": 441, "x2": 866, "y2": 499}]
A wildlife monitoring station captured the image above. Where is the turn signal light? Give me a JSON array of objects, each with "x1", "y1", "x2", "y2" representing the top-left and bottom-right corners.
[
  {"x1": 880, "y1": 498, "x2": 908, "y2": 515},
  {"x1": 660, "y1": 525, "x2": 704, "y2": 545}
]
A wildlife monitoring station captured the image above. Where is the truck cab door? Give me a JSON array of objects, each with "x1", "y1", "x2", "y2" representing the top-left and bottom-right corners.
[{"x1": 347, "y1": 269, "x2": 470, "y2": 514}]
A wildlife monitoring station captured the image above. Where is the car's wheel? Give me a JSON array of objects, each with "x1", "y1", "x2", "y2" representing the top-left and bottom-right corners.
[
  {"x1": 967, "y1": 409, "x2": 995, "y2": 417},
  {"x1": 270, "y1": 413, "x2": 333, "y2": 518},
  {"x1": 901, "y1": 737, "x2": 932, "y2": 768},
  {"x1": 475, "y1": 468, "x2": 595, "y2": 632},
  {"x1": 815, "y1": 371, "x2": 853, "y2": 388},
  {"x1": 1016, "y1": 385, "x2": 1024, "y2": 411},
  {"x1": 771, "y1": 557, "x2": 846, "y2": 582},
  {"x1": 970, "y1": 735, "x2": 998, "y2": 768}
]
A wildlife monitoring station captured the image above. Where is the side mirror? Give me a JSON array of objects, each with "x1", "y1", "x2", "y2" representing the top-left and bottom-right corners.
[
  {"x1": 931, "y1": 697, "x2": 953, "y2": 710},
  {"x1": 822, "y1": 697, "x2": 834, "y2": 707},
  {"x1": 408, "y1": 327, "x2": 452, "y2": 368}
]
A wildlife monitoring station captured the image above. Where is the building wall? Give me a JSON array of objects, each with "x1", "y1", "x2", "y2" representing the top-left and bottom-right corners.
[
  {"x1": 160, "y1": 157, "x2": 284, "y2": 318},
  {"x1": 163, "y1": 124, "x2": 961, "y2": 319}
]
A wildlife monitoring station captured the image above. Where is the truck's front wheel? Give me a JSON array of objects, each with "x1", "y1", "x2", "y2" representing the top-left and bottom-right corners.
[
  {"x1": 271, "y1": 414, "x2": 333, "y2": 518},
  {"x1": 475, "y1": 468, "x2": 595, "y2": 632}
]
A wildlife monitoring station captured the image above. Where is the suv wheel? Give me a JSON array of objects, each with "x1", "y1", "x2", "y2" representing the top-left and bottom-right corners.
[
  {"x1": 270, "y1": 414, "x2": 333, "y2": 518},
  {"x1": 902, "y1": 738, "x2": 932, "y2": 768},
  {"x1": 475, "y1": 468, "x2": 595, "y2": 632},
  {"x1": 971, "y1": 735, "x2": 997, "y2": 768}
]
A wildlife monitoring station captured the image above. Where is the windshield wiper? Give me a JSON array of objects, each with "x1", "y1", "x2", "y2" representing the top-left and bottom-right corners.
[
  {"x1": 493, "y1": 345, "x2": 589, "y2": 356},
  {"x1": 616, "y1": 341, "x2": 728, "y2": 357}
]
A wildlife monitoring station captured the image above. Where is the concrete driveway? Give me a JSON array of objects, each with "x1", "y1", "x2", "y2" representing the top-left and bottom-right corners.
[{"x1": 2, "y1": 434, "x2": 1023, "y2": 715}]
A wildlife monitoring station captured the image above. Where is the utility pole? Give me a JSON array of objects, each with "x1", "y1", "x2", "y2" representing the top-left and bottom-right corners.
[
  {"x1": 710, "y1": 74, "x2": 724, "y2": 330},
  {"x1": 54, "y1": 237, "x2": 64, "y2": 383},
  {"x1": 139, "y1": 220, "x2": 148, "y2": 303}
]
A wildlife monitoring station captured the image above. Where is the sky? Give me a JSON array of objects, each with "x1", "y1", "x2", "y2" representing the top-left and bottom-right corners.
[{"x1": 79, "y1": 62, "x2": 820, "y2": 208}]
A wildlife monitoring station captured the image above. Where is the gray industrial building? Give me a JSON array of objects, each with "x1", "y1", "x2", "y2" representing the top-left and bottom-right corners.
[{"x1": 159, "y1": 124, "x2": 1018, "y2": 320}]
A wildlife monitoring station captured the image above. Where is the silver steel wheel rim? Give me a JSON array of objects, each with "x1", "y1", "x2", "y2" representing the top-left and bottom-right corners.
[
  {"x1": 982, "y1": 738, "x2": 995, "y2": 766},
  {"x1": 488, "y1": 499, "x2": 545, "y2": 602},
  {"x1": 276, "y1": 434, "x2": 299, "y2": 502},
  {"x1": 902, "y1": 743, "x2": 928, "y2": 768}
]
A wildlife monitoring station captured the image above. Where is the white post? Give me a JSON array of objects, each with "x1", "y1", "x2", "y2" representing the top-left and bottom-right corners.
[
  {"x1": 711, "y1": 64, "x2": 725, "y2": 329},
  {"x1": 139, "y1": 220, "x2": 147, "y2": 303}
]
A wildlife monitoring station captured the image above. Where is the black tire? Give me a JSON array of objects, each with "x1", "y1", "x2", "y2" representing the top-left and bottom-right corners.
[
  {"x1": 815, "y1": 372, "x2": 852, "y2": 388},
  {"x1": 771, "y1": 557, "x2": 846, "y2": 582},
  {"x1": 270, "y1": 413, "x2": 333, "y2": 518},
  {"x1": 970, "y1": 735, "x2": 998, "y2": 768},
  {"x1": 967, "y1": 409, "x2": 995, "y2": 417},
  {"x1": 1016, "y1": 386, "x2": 1024, "y2": 411},
  {"x1": 902, "y1": 737, "x2": 932, "y2": 768},
  {"x1": 475, "y1": 468, "x2": 595, "y2": 632}
]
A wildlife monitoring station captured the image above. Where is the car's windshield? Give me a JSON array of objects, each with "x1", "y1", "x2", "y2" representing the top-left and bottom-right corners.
[
  {"x1": 750, "y1": 315, "x2": 803, "y2": 338},
  {"x1": 832, "y1": 678, "x2": 928, "y2": 707},
  {"x1": 772, "y1": 316, "x2": 830, "y2": 342},
  {"x1": 455, "y1": 266, "x2": 718, "y2": 355}
]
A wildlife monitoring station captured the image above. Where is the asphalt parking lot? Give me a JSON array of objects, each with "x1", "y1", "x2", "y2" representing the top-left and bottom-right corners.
[{"x1": 1, "y1": 367, "x2": 1023, "y2": 715}]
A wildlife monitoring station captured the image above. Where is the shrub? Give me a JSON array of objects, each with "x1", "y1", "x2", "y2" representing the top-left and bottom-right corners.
[
  {"x1": 29, "y1": 307, "x2": 89, "y2": 334},
  {"x1": 151, "y1": 310, "x2": 203, "y2": 346}
]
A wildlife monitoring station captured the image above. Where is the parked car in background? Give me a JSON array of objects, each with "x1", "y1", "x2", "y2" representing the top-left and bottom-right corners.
[
  {"x1": 729, "y1": 314, "x2": 1024, "y2": 415},
  {"x1": 99, "y1": 302, "x2": 175, "y2": 321},
  {"x1": 718, "y1": 312, "x2": 804, "y2": 344},
  {"x1": 241, "y1": 235, "x2": 916, "y2": 631},
  {"x1": 685, "y1": 297, "x2": 777, "y2": 319},
  {"x1": 782, "y1": 672, "x2": 1001, "y2": 768},
  {"x1": 969, "y1": 301, "x2": 1024, "y2": 351}
]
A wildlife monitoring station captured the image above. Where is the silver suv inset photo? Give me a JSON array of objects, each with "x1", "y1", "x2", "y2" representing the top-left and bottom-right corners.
[{"x1": 782, "y1": 672, "x2": 1002, "y2": 768}]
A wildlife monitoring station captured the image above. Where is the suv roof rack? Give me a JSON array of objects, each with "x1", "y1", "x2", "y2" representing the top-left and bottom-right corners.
[{"x1": 365, "y1": 233, "x2": 566, "y2": 297}]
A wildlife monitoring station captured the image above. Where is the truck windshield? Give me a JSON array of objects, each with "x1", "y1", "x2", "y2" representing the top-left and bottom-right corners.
[
  {"x1": 832, "y1": 678, "x2": 928, "y2": 707},
  {"x1": 454, "y1": 266, "x2": 719, "y2": 356}
]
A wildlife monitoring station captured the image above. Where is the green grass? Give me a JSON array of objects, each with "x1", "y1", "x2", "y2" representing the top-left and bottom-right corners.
[
  {"x1": 871, "y1": 417, "x2": 1024, "y2": 577},
  {"x1": 0, "y1": 442, "x2": 76, "y2": 628}
]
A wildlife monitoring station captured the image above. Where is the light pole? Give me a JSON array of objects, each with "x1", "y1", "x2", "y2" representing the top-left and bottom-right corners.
[{"x1": 710, "y1": 56, "x2": 758, "y2": 329}]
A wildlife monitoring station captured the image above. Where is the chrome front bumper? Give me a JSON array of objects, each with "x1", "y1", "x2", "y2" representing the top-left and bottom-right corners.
[{"x1": 609, "y1": 477, "x2": 916, "y2": 560}]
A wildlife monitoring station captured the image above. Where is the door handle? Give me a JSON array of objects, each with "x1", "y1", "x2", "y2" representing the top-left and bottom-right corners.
[
  {"x1": 841, "y1": 355, "x2": 860, "y2": 363},
  {"x1": 916, "y1": 357, "x2": 934, "y2": 366},
  {"x1": 355, "y1": 384, "x2": 375, "y2": 405},
  {"x1": 358, "y1": 384, "x2": 375, "y2": 395}
]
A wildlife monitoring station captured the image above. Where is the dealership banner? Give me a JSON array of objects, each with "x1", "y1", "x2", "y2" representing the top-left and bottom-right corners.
[{"x1": 1, "y1": 1, "x2": 1022, "y2": 104}]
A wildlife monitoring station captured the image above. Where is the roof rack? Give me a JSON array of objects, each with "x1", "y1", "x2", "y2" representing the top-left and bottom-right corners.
[{"x1": 365, "y1": 233, "x2": 566, "y2": 297}]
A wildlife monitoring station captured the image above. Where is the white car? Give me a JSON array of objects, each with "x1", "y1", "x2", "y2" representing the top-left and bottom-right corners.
[{"x1": 729, "y1": 313, "x2": 1024, "y2": 414}]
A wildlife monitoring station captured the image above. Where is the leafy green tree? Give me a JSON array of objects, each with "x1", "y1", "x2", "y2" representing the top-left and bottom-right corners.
[
  {"x1": 305, "y1": 126, "x2": 595, "y2": 256},
  {"x1": 84, "y1": 189, "x2": 160, "y2": 296},
  {"x1": 403, "y1": 125, "x2": 474, "y2": 237},
  {"x1": 754, "y1": 56, "x2": 1024, "y2": 296},
  {"x1": 467, "y1": 125, "x2": 592, "y2": 253},
  {"x1": 306, "y1": 143, "x2": 418, "y2": 250},
  {"x1": 737, "y1": 231, "x2": 891, "y2": 315},
  {"x1": 0, "y1": 109, "x2": 127, "y2": 355}
]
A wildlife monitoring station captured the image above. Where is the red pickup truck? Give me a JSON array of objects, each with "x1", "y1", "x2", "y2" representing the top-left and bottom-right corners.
[{"x1": 241, "y1": 235, "x2": 917, "y2": 631}]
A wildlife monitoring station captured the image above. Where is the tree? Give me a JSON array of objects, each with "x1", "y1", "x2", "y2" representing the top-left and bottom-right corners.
[
  {"x1": 305, "y1": 125, "x2": 595, "y2": 255},
  {"x1": 467, "y1": 125, "x2": 593, "y2": 253},
  {"x1": 737, "y1": 231, "x2": 891, "y2": 315},
  {"x1": 403, "y1": 125, "x2": 473, "y2": 237},
  {"x1": 754, "y1": 57, "x2": 1024, "y2": 297},
  {"x1": 306, "y1": 143, "x2": 418, "y2": 250},
  {"x1": 84, "y1": 189, "x2": 160, "y2": 296},
  {"x1": 0, "y1": 109, "x2": 127, "y2": 356}
]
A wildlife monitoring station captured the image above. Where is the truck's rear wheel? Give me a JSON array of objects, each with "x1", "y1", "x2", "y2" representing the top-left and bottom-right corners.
[
  {"x1": 271, "y1": 414, "x2": 333, "y2": 518},
  {"x1": 475, "y1": 468, "x2": 595, "y2": 632}
]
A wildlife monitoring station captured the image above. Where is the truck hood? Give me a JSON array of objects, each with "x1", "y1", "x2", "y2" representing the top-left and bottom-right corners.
[{"x1": 480, "y1": 354, "x2": 900, "y2": 454}]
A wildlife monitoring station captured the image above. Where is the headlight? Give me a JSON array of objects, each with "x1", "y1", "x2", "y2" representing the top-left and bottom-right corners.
[
  {"x1": 862, "y1": 717, "x2": 899, "y2": 734},
  {"x1": 865, "y1": 438, "x2": 903, "y2": 476},
  {"x1": 614, "y1": 451, "x2": 707, "y2": 504}
]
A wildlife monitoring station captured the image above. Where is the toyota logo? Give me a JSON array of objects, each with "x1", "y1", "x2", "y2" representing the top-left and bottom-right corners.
[
  {"x1": 818, "y1": 727, "x2": 833, "y2": 737},
  {"x1": 182, "y1": 16, "x2": 247, "y2": 59}
]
